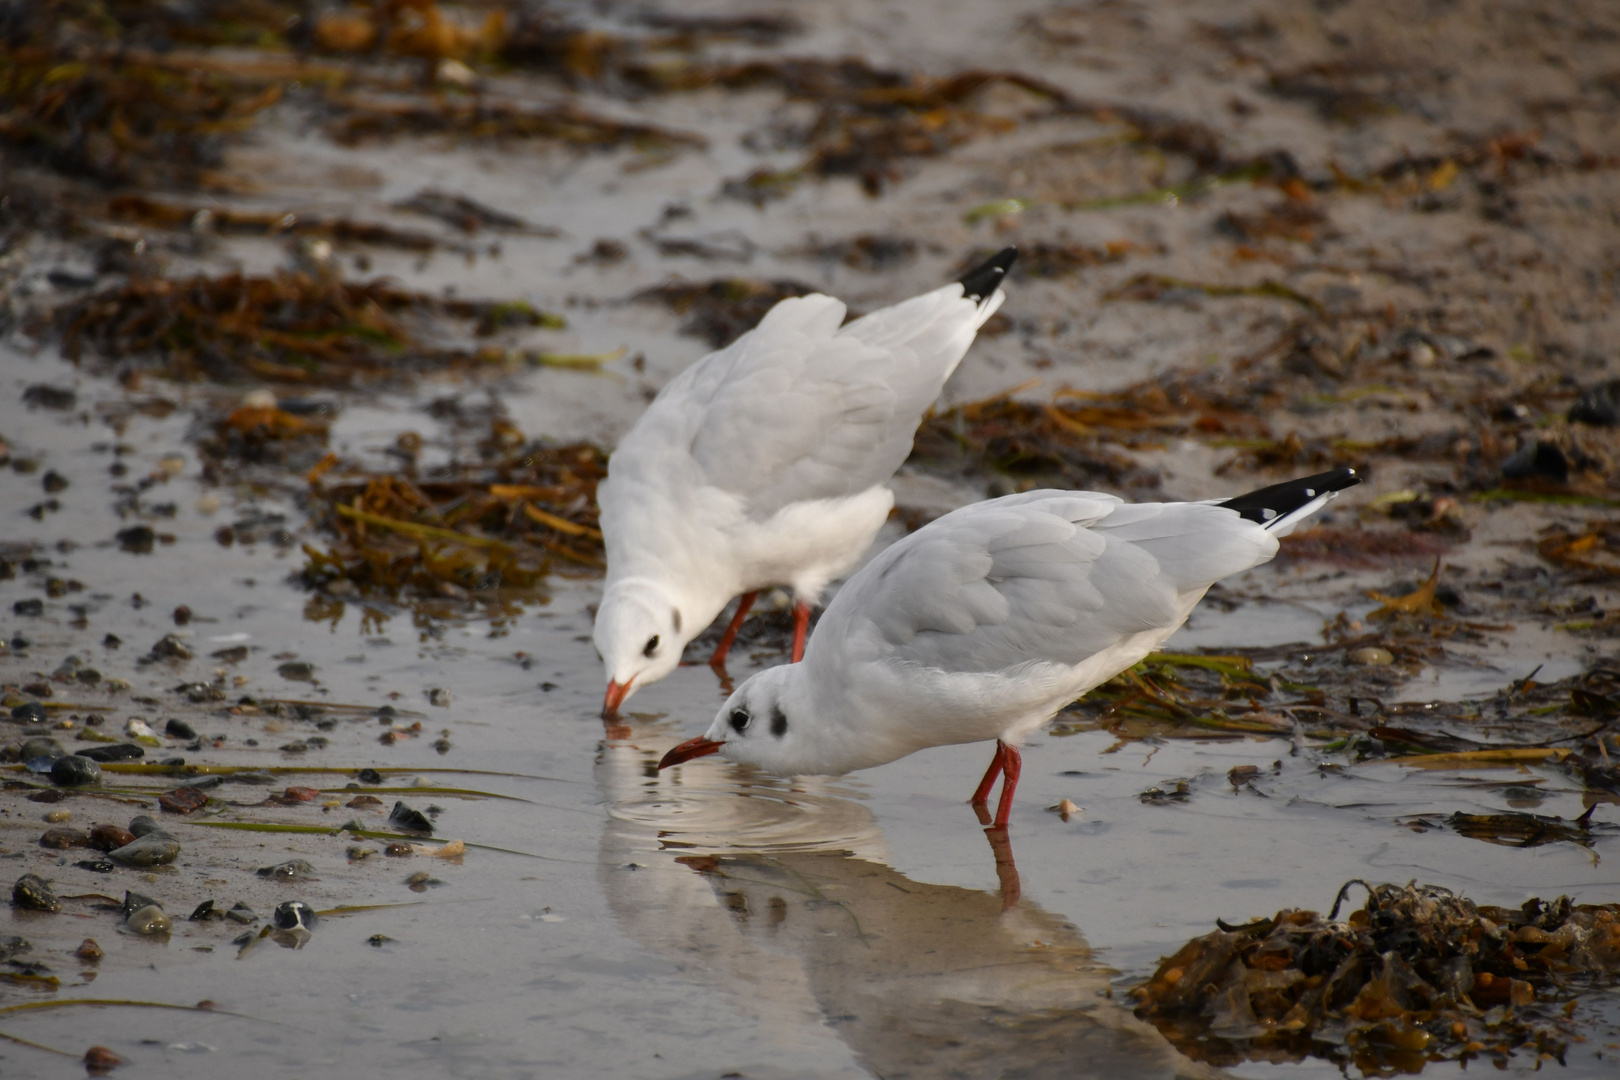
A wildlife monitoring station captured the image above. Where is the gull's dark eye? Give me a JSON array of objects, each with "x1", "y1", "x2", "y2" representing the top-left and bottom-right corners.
[
  {"x1": 729, "y1": 708, "x2": 751, "y2": 733},
  {"x1": 643, "y1": 635, "x2": 660, "y2": 658}
]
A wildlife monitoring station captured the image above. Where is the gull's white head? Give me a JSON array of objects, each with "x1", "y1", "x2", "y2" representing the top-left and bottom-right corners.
[
  {"x1": 594, "y1": 578, "x2": 687, "y2": 716},
  {"x1": 658, "y1": 664, "x2": 824, "y2": 776}
]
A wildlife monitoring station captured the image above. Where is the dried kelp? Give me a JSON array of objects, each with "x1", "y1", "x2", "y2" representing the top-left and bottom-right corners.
[
  {"x1": 53, "y1": 272, "x2": 563, "y2": 385},
  {"x1": 105, "y1": 196, "x2": 447, "y2": 252},
  {"x1": 0, "y1": 26, "x2": 284, "y2": 188},
  {"x1": 301, "y1": 435, "x2": 606, "y2": 598},
  {"x1": 322, "y1": 95, "x2": 704, "y2": 154},
  {"x1": 1133, "y1": 882, "x2": 1620, "y2": 1070}
]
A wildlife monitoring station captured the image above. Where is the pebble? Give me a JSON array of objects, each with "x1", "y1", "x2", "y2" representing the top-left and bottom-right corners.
[
  {"x1": 89, "y1": 824, "x2": 137, "y2": 851},
  {"x1": 43, "y1": 809, "x2": 71, "y2": 823},
  {"x1": 384, "y1": 842, "x2": 414, "y2": 857},
  {"x1": 1349, "y1": 647, "x2": 1395, "y2": 666},
  {"x1": 346, "y1": 794, "x2": 384, "y2": 809},
  {"x1": 125, "y1": 905, "x2": 171, "y2": 935},
  {"x1": 12, "y1": 872, "x2": 59, "y2": 912},
  {"x1": 125, "y1": 718, "x2": 162, "y2": 745},
  {"x1": 50, "y1": 755, "x2": 101, "y2": 786},
  {"x1": 190, "y1": 900, "x2": 215, "y2": 921},
  {"x1": 147, "y1": 633, "x2": 193, "y2": 660},
  {"x1": 108, "y1": 835, "x2": 181, "y2": 867},
  {"x1": 19, "y1": 736, "x2": 64, "y2": 762},
  {"x1": 428, "y1": 688, "x2": 452, "y2": 707},
  {"x1": 164, "y1": 718, "x2": 197, "y2": 740},
  {"x1": 257, "y1": 859, "x2": 317, "y2": 880},
  {"x1": 84, "y1": 1047, "x2": 123, "y2": 1071},
  {"x1": 75, "y1": 743, "x2": 144, "y2": 762},
  {"x1": 346, "y1": 846, "x2": 377, "y2": 861},
  {"x1": 388, "y1": 801, "x2": 434, "y2": 834},
  {"x1": 129, "y1": 815, "x2": 170, "y2": 838},
  {"x1": 273, "y1": 901, "x2": 317, "y2": 931},
  {"x1": 122, "y1": 891, "x2": 160, "y2": 917},
  {"x1": 76, "y1": 938, "x2": 103, "y2": 961},
  {"x1": 357, "y1": 768, "x2": 384, "y2": 784},
  {"x1": 39, "y1": 827, "x2": 88, "y2": 849},
  {"x1": 225, "y1": 902, "x2": 256, "y2": 925},
  {"x1": 11, "y1": 702, "x2": 47, "y2": 724},
  {"x1": 76, "y1": 858, "x2": 114, "y2": 873}
]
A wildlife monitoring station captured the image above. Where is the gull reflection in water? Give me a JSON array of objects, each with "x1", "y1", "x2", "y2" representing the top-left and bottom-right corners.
[{"x1": 597, "y1": 726, "x2": 1218, "y2": 1079}]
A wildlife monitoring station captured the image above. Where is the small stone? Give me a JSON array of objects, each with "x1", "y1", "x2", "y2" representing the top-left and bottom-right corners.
[
  {"x1": 125, "y1": 904, "x2": 171, "y2": 935},
  {"x1": 277, "y1": 661, "x2": 315, "y2": 681},
  {"x1": 88, "y1": 824, "x2": 136, "y2": 852},
  {"x1": 405, "y1": 870, "x2": 434, "y2": 886},
  {"x1": 117, "y1": 525, "x2": 156, "y2": 554},
  {"x1": 367, "y1": 934, "x2": 392, "y2": 947},
  {"x1": 26, "y1": 788, "x2": 68, "y2": 803},
  {"x1": 388, "y1": 801, "x2": 433, "y2": 833},
  {"x1": 427, "y1": 688, "x2": 451, "y2": 707},
  {"x1": 39, "y1": 827, "x2": 88, "y2": 849},
  {"x1": 157, "y1": 787, "x2": 207, "y2": 814},
  {"x1": 125, "y1": 718, "x2": 161, "y2": 745},
  {"x1": 346, "y1": 846, "x2": 377, "y2": 861},
  {"x1": 13, "y1": 873, "x2": 59, "y2": 912},
  {"x1": 346, "y1": 795, "x2": 383, "y2": 809},
  {"x1": 384, "y1": 842, "x2": 414, "y2": 857},
  {"x1": 1569, "y1": 379, "x2": 1620, "y2": 426},
  {"x1": 128, "y1": 815, "x2": 169, "y2": 838},
  {"x1": 357, "y1": 768, "x2": 384, "y2": 784},
  {"x1": 257, "y1": 859, "x2": 317, "y2": 880},
  {"x1": 44, "y1": 809, "x2": 71, "y2": 823},
  {"x1": 41, "y1": 469, "x2": 69, "y2": 493},
  {"x1": 121, "y1": 891, "x2": 160, "y2": 918},
  {"x1": 164, "y1": 718, "x2": 197, "y2": 740},
  {"x1": 76, "y1": 858, "x2": 114, "y2": 873},
  {"x1": 225, "y1": 902, "x2": 255, "y2": 925},
  {"x1": 22, "y1": 383, "x2": 76, "y2": 410},
  {"x1": 13, "y1": 598, "x2": 44, "y2": 616},
  {"x1": 11, "y1": 701, "x2": 48, "y2": 724},
  {"x1": 146, "y1": 633, "x2": 192, "y2": 660},
  {"x1": 190, "y1": 900, "x2": 216, "y2": 921},
  {"x1": 1348, "y1": 646, "x2": 1394, "y2": 666},
  {"x1": 83, "y1": 1046, "x2": 123, "y2": 1072},
  {"x1": 76, "y1": 938, "x2": 103, "y2": 961},
  {"x1": 75, "y1": 744, "x2": 144, "y2": 762},
  {"x1": 172, "y1": 604, "x2": 192, "y2": 626},
  {"x1": 273, "y1": 901, "x2": 317, "y2": 931},
  {"x1": 107, "y1": 835, "x2": 181, "y2": 867},
  {"x1": 50, "y1": 755, "x2": 101, "y2": 786},
  {"x1": 20, "y1": 736, "x2": 64, "y2": 762}
]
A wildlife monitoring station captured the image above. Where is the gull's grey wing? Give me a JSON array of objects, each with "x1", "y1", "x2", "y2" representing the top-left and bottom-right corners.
[
  {"x1": 817, "y1": 491, "x2": 1279, "y2": 675},
  {"x1": 645, "y1": 286, "x2": 999, "y2": 518}
]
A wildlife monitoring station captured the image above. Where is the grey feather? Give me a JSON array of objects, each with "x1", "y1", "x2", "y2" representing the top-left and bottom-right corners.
[{"x1": 818, "y1": 491, "x2": 1279, "y2": 676}]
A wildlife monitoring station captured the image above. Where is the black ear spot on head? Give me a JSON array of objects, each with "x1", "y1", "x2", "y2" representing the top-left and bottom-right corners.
[
  {"x1": 770, "y1": 707, "x2": 787, "y2": 738},
  {"x1": 672, "y1": 609, "x2": 682, "y2": 633},
  {"x1": 729, "y1": 708, "x2": 751, "y2": 733}
]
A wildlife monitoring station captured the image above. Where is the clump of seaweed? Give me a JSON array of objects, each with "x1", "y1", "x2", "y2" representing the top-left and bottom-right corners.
[
  {"x1": 53, "y1": 271, "x2": 563, "y2": 385},
  {"x1": 1133, "y1": 881, "x2": 1620, "y2": 1071},
  {"x1": 0, "y1": 10, "x2": 286, "y2": 188},
  {"x1": 300, "y1": 432, "x2": 606, "y2": 599}
]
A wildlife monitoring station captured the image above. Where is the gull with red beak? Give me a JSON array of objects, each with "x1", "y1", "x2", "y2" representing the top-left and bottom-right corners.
[
  {"x1": 660, "y1": 469, "x2": 1361, "y2": 827},
  {"x1": 595, "y1": 248, "x2": 1018, "y2": 717}
]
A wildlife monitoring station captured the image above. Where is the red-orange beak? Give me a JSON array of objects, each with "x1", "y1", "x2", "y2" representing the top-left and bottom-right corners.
[
  {"x1": 658, "y1": 736, "x2": 725, "y2": 770},
  {"x1": 602, "y1": 679, "x2": 631, "y2": 719}
]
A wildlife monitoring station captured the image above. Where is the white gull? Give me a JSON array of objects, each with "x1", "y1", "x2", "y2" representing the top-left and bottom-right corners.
[
  {"x1": 659, "y1": 468, "x2": 1361, "y2": 827},
  {"x1": 595, "y1": 248, "x2": 1018, "y2": 716}
]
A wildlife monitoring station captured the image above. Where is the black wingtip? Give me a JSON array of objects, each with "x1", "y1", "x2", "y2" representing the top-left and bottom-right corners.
[
  {"x1": 1218, "y1": 468, "x2": 1361, "y2": 525},
  {"x1": 958, "y1": 246, "x2": 1018, "y2": 301}
]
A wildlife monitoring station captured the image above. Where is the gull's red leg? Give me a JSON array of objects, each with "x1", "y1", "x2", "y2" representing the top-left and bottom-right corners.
[
  {"x1": 790, "y1": 601, "x2": 811, "y2": 663},
  {"x1": 708, "y1": 592, "x2": 757, "y2": 672},
  {"x1": 991, "y1": 743, "x2": 1022, "y2": 830},
  {"x1": 970, "y1": 741, "x2": 1007, "y2": 808}
]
